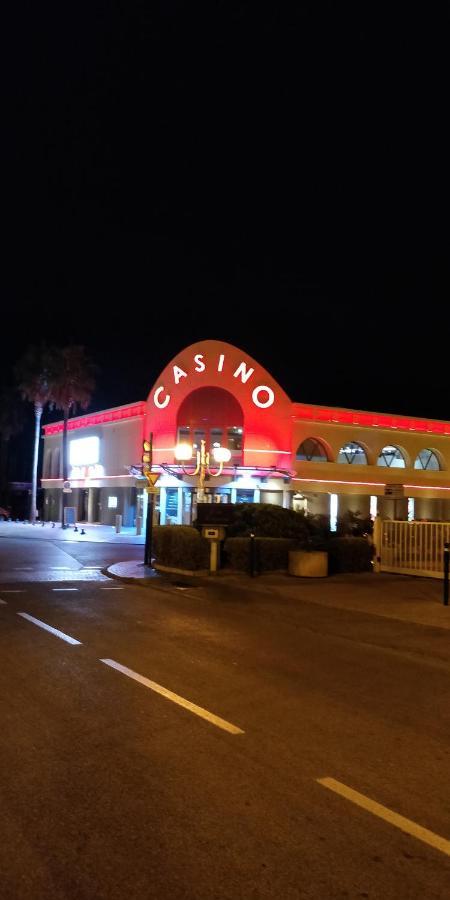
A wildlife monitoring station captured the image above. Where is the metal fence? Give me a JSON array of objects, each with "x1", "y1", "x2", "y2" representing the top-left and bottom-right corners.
[{"x1": 379, "y1": 520, "x2": 450, "y2": 578}]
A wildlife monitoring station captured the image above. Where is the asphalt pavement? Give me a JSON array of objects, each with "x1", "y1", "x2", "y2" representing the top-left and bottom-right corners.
[{"x1": 0, "y1": 533, "x2": 449, "y2": 898}]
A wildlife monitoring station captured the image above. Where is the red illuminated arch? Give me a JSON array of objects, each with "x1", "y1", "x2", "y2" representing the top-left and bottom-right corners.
[{"x1": 147, "y1": 340, "x2": 293, "y2": 470}]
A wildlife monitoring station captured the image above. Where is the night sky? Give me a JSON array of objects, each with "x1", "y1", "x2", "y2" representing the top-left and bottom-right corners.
[{"x1": 3, "y1": 3, "x2": 449, "y2": 475}]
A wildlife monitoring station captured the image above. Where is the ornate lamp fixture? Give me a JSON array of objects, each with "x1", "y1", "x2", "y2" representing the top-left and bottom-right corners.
[{"x1": 174, "y1": 439, "x2": 231, "y2": 502}]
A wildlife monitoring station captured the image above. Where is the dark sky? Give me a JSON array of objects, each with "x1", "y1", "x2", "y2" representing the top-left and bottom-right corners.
[{"x1": 3, "y1": 3, "x2": 449, "y2": 437}]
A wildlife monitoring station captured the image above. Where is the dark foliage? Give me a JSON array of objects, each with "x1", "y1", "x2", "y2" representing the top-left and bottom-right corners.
[{"x1": 152, "y1": 525, "x2": 209, "y2": 570}]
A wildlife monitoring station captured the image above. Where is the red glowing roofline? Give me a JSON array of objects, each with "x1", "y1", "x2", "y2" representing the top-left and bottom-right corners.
[
  {"x1": 43, "y1": 402, "x2": 147, "y2": 436},
  {"x1": 293, "y1": 403, "x2": 450, "y2": 436},
  {"x1": 42, "y1": 397, "x2": 450, "y2": 438}
]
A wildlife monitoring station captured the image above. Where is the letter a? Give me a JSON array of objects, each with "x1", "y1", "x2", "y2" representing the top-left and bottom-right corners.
[{"x1": 173, "y1": 365, "x2": 188, "y2": 385}]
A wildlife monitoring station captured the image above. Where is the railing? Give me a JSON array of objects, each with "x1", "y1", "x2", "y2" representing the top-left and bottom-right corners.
[{"x1": 379, "y1": 520, "x2": 450, "y2": 578}]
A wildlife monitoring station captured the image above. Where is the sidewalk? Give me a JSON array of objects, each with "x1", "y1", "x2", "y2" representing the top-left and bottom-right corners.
[
  {"x1": 107, "y1": 561, "x2": 450, "y2": 630},
  {"x1": 0, "y1": 521, "x2": 145, "y2": 544}
]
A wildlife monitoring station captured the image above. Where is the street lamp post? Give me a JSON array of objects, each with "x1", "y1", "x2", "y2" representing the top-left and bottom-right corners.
[
  {"x1": 174, "y1": 439, "x2": 231, "y2": 503},
  {"x1": 142, "y1": 434, "x2": 159, "y2": 567}
]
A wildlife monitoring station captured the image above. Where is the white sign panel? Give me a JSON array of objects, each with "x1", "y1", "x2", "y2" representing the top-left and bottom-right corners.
[
  {"x1": 384, "y1": 484, "x2": 404, "y2": 499},
  {"x1": 69, "y1": 436, "x2": 100, "y2": 466}
]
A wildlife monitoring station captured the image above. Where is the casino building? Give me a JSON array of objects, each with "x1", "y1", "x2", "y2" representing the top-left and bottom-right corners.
[{"x1": 41, "y1": 340, "x2": 450, "y2": 527}]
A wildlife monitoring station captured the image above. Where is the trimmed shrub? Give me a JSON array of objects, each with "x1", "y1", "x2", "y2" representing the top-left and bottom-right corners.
[
  {"x1": 153, "y1": 525, "x2": 209, "y2": 570},
  {"x1": 224, "y1": 536, "x2": 298, "y2": 572},
  {"x1": 327, "y1": 537, "x2": 373, "y2": 574},
  {"x1": 225, "y1": 503, "x2": 310, "y2": 540}
]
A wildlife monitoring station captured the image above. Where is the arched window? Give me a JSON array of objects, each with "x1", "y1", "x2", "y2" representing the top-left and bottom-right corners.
[
  {"x1": 377, "y1": 446, "x2": 406, "y2": 468},
  {"x1": 414, "y1": 449, "x2": 441, "y2": 471},
  {"x1": 337, "y1": 442, "x2": 368, "y2": 464},
  {"x1": 296, "y1": 438, "x2": 329, "y2": 462},
  {"x1": 44, "y1": 451, "x2": 52, "y2": 478},
  {"x1": 51, "y1": 447, "x2": 61, "y2": 478},
  {"x1": 176, "y1": 387, "x2": 244, "y2": 463}
]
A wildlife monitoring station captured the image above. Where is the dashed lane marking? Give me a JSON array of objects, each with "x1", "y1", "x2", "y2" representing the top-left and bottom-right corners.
[
  {"x1": 317, "y1": 777, "x2": 450, "y2": 858},
  {"x1": 0, "y1": 599, "x2": 6, "y2": 605},
  {"x1": 52, "y1": 588, "x2": 79, "y2": 592},
  {"x1": 1, "y1": 590, "x2": 25, "y2": 593},
  {"x1": 101, "y1": 587, "x2": 124, "y2": 590},
  {"x1": 100, "y1": 658, "x2": 245, "y2": 735},
  {"x1": 17, "y1": 612, "x2": 82, "y2": 646}
]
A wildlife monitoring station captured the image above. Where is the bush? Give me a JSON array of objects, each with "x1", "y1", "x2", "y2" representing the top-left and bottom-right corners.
[
  {"x1": 152, "y1": 525, "x2": 210, "y2": 571},
  {"x1": 327, "y1": 536, "x2": 373, "y2": 574},
  {"x1": 336, "y1": 510, "x2": 373, "y2": 537},
  {"x1": 224, "y1": 536, "x2": 299, "y2": 572},
  {"x1": 225, "y1": 503, "x2": 310, "y2": 540}
]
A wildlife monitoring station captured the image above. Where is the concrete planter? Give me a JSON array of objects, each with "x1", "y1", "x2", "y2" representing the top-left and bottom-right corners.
[{"x1": 288, "y1": 550, "x2": 328, "y2": 578}]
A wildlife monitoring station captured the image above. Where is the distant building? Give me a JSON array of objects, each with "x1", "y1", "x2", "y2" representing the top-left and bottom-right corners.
[{"x1": 41, "y1": 340, "x2": 450, "y2": 527}]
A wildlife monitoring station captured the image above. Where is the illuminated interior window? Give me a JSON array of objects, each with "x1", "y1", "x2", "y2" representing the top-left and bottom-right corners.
[
  {"x1": 193, "y1": 429, "x2": 205, "y2": 450},
  {"x1": 227, "y1": 427, "x2": 243, "y2": 452},
  {"x1": 407, "y1": 498, "x2": 415, "y2": 521},
  {"x1": 69, "y1": 436, "x2": 100, "y2": 466},
  {"x1": 330, "y1": 494, "x2": 338, "y2": 531},
  {"x1": 414, "y1": 449, "x2": 441, "y2": 471},
  {"x1": 337, "y1": 442, "x2": 367, "y2": 464},
  {"x1": 108, "y1": 496, "x2": 118, "y2": 509},
  {"x1": 377, "y1": 446, "x2": 406, "y2": 468},
  {"x1": 296, "y1": 438, "x2": 329, "y2": 462},
  {"x1": 210, "y1": 428, "x2": 223, "y2": 448},
  {"x1": 370, "y1": 496, "x2": 378, "y2": 519}
]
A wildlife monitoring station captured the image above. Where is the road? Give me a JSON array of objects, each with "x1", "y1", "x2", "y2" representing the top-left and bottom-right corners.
[{"x1": 0, "y1": 535, "x2": 449, "y2": 898}]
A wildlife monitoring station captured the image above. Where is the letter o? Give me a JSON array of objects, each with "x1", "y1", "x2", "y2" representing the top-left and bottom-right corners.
[
  {"x1": 252, "y1": 385, "x2": 275, "y2": 409},
  {"x1": 153, "y1": 386, "x2": 170, "y2": 409}
]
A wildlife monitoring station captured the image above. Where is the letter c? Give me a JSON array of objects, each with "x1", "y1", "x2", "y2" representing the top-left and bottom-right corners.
[{"x1": 153, "y1": 386, "x2": 171, "y2": 409}]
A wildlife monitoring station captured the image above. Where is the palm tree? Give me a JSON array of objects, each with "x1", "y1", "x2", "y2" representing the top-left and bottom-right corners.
[
  {"x1": 15, "y1": 345, "x2": 56, "y2": 523},
  {"x1": 51, "y1": 346, "x2": 96, "y2": 527},
  {"x1": 0, "y1": 386, "x2": 24, "y2": 505}
]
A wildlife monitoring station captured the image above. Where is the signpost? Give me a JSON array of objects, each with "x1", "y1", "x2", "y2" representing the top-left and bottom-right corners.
[{"x1": 142, "y1": 435, "x2": 158, "y2": 567}]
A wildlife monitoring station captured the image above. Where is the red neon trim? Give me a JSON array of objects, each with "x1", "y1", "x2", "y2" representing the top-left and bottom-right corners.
[
  {"x1": 43, "y1": 402, "x2": 146, "y2": 436},
  {"x1": 293, "y1": 404, "x2": 450, "y2": 436},
  {"x1": 293, "y1": 477, "x2": 385, "y2": 487},
  {"x1": 404, "y1": 484, "x2": 450, "y2": 492}
]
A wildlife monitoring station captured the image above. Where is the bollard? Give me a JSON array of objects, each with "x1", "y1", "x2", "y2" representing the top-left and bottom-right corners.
[
  {"x1": 135, "y1": 516, "x2": 142, "y2": 536},
  {"x1": 249, "y1": 532, "x2": 257, "y2": 577},
  {"x1": 115, "y1": 514, "x2": 122, "y2": 534},
  {"x1": 444, "y1": 542, "x2": 449, "y2": 606},
  {"x1": 372, "y1": 514, "x2": 382, "y2": 573}
]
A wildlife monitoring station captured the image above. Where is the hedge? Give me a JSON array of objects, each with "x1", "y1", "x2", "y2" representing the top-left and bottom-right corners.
[
  {"x1": 152, "y1": 525, "x2": 210, "y2": 570},
  {"x1": 327, "y1": 537, "x2": 373, "y2": 574},
  {"x1": 224, "y1": 536, "x2": 299, "y2": 572},
  {"x1": 224, "y1": 535, "x2": 373, "y2": 574},
  {"x1": 224, "y1": 503, "x2": 310, "y2": 540}
]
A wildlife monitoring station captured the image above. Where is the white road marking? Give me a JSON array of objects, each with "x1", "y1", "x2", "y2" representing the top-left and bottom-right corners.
[
  {"x1": 100, "y1": 658, "x2": 244, "y2": 735},
  {"x1": 1, "y1": 590, "x2": 25, "y2": 593},
  {"x1": 17, "y1": 612, "x2": 82, "y2": 645},
  {"x1": 0, "y1": 599, "x2": 7, "y2": 605},
  {"x1": 49, "y1": 567, "x2": 73, "y2": 570},
  {"x1": 317, "y1": 777, "x2": 450, "y2": 858},
  {"x1": 13, "y1": 567, "x2": 33, "y2": 571},
  {"x1": 52, "y1": 588, "x2": 79, "y2": 592},
  {"x1": 101, "y1": 587, "x2": 124, "y2": 590}
]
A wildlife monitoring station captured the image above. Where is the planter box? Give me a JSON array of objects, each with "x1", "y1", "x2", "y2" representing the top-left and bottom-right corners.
[{"x1": 288, "y1": 550, "x2": 328, "y2": 578}]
